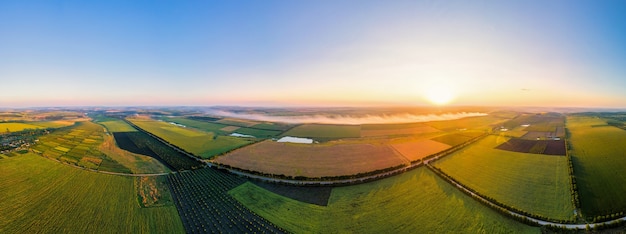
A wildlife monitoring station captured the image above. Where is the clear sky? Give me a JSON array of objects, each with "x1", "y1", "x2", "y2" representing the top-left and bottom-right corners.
[{"x1": 1, "y1": 0, "x2": 625, "y2": 108}]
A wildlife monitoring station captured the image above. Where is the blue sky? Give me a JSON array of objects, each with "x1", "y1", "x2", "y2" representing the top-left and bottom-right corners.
[{"x1": 1, "y1": 1, "x2": 625, "y2": 107}]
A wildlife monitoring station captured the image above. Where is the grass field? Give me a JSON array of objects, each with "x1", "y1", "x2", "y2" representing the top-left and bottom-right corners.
[
  {"x1": 0, "y1": 122, "x2": 44, "y2": 132},
  {"x1": 281, "y1": 124, "x2": 361, "y2": 139},
  {"x1": 99, "y1": 119, "x2": 138, "y2": 132},
  {"x1": 229, "y1": 167, "x2": 539, "y2": 233},
  {"x1": 0, "y1": 153, "x2": 184, "y2": 233},
  {"x1": 568, "y1": 116, "x2": 626, "y2": 217},
  {"x1": 433, "y1": 135, "x2": 575, "y2": 221},
  {"x1": 214, "y1": 140, "x2": 407, "y2": 177},
  {"x1": 129, "y1": 118, "x2": 255, "y2": 158}
]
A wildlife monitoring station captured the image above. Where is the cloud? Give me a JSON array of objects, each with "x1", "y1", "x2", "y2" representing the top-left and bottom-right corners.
[{"x1": 208, "y1": 110, "x2": 488, "y2": 125}]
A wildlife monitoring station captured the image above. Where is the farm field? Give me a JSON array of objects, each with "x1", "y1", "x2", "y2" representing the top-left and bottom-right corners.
[
  {"x1": 165, "y1": 117, "x2": 283, "y2": 138},
  {"x1": 0, "y1": 153, "x2": 184, "y2": 233},
  {"x1": 98, "y1": 119, "x2": 138, "y2": 132},
  {"x1": 229, "y1": 167, "x2": 539, "y2": 233},
  {"x1": 496, "y1": 138, "x2": 566, "y2": 155},
  {"x1": 281, "y1": 124, "x2": 361, "y2": 139},
  {"x1": 424, "y1": 115, "x2": 506, "y2": 131},
  {"x1": 360, "y1": 122, "x2": 442, "y2": 137},
  {"x1": 389, "y1": 138, "x2": 451, "y2": 162},
  {"x1": 31, "y1": 121, "x2": 132, "y2": 173},
  {"x1": 168, "y1": 168, "x2": 284, "y2": 233},
  {"x1": 112, "y1": 131, "x2": 202, "y2": 171},
  {"x1": 128, "y1": 118, "x2": 255, "y2": 158},
  {"x1": 0, "y1": 122, "x2": 45, "y2": 132},
  {"x1": 433, "y1": 135, "x2": 575, "y2": 221},
  {"x1": 567, "y1": 116, "x2": 626, "y2": 218},
  {"x1": 98, "y1": 135, "x2": 170, "y2": 174},
  {"x1": 213, "y1": 140, "x2": 407, "y2": 178}
]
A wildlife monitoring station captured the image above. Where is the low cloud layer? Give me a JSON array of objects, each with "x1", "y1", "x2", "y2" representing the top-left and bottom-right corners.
[{"x1": 209, "y1": 111, "x2": 488, "y2": 125}]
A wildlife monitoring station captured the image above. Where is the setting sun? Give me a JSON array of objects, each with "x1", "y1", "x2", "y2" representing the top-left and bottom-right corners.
[{"x1": 425, "y1": 86, "x2": 455, "y2": 105}]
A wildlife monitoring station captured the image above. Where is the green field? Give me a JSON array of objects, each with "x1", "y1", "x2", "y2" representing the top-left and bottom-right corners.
[
  {"x1": 165, "y1": 117, "x2": 283, "y2": 137},
  {"x1": 99, "y1": 120, "x2": 138, "y2": 132},
  {"x1": 281, "y1": 124, "x2": 361, "y2": 139},
  {"x1": 229, "y1": 167, "x2": 538, "y2": 233},
  {"x1": 0, "y1": 122, "x2": 44, "y2": 132},
  {"x1": 30, "y1": 121, "x2": 133, "y2": 173},
  {"x1": 0, "y1": 153, "x2": 184, "y2": 233},
  {"x1": 433, "y1": 135, "x2": 575, "y2": 221},
  {"x1": 568, "y1": 116, "x2": 626, "y2": 217},
  {"x1": 129, "y1": 118, "x2": 255, "y2": 158}
]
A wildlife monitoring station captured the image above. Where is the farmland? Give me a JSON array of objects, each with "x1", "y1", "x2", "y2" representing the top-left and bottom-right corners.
[
  {"x1": 360, "y1": 122, "x2": 442, "y2": 137},
  {"x1": 213, "y1": 140, "x2": 407, "y2": 178},
  {"x1": 424, "y1": 115, "x2": 506, "y2": 131},
  {"x1": 165, "y1": 117, "x2": 283, "y2": 138},
  {"x1": 31, "y1": 121, "x2": 132, "y2": 173},
  {"x1": 167, "y1": 168, "x2": 284, "y2": 233},
  {"x1": 389, "y1": 138, "x2": 451, "y2": 162},
  {"x1": 0, "y1": 153, "x2": 184, "y2": 233},
  {"x1": 433, "y1": 135, "x2": 575, "y2": 221},
  {"x1": 0, "y1": 122, "x2": 45, "y2": 132},
  {"x1": 281, "y1": 124, "x2": 361, "y2": 140},
  {"x1": 98, "y1": 119, "x2": 138, "y2": 132},
  {"x1": 567, "y1": 116, "x2": 626, "y2": 218},
  {"x1": 229, "y1": 167, "x2": 539, "y2": 233},
  {"x1": 112, "y1": 131, "x2": 202, "y2": 171},
  {"x1": 128, "y1": 117, "x2": 255, "y2": 158}
]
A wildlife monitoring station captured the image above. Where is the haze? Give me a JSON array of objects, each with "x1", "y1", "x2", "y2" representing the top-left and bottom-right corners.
[{"x1": 1, "y1": 1, "x2": 625, "y2": 108}]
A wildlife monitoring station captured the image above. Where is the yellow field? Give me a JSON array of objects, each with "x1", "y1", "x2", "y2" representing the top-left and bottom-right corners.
[{"x1": 390, "y1": 139, "x2": 451, "y2": 162}]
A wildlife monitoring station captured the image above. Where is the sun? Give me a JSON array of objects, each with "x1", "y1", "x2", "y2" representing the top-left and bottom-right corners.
[{"x1": 424, "y1": 86, "x2": 455, "y2": 105}]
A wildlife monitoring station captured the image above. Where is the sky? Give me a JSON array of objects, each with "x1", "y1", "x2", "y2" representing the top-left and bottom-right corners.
[{"x1": 1, "y1": 0, "x2": 626, "y2": 108}]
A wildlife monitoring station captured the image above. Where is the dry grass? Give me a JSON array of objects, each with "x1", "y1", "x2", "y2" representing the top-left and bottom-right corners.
[{"x1": 390, "y1": 139, "x2": 451, "y2": 162}]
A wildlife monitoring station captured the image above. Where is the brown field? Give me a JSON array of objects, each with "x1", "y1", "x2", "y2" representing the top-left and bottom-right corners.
[
  {"x1": 220, "y1": 126, "x2": 240, "y2": 132},
  {"x1": 390, "y1": 139, "x2": 451, "y2": 162},
  {"x1": 213, "y1": 140, "x2": 407, "y2": 177},
  {"x1": 520, "y1": 131, "x2": 557, "y2": 140},
  {"x1": 360, "y1": 125, "x2": 441, "y2": 137}
]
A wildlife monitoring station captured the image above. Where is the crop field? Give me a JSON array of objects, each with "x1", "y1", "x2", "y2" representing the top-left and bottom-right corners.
[
  {"x1": 567, "y1": 116, "x2": 626, "y2": 217},
  {"x1": 98, "y1": 119, "x2": 138, "y2": 132},
  {"x1": 0, "y1": 153, "x2": 184, "y2": 233},
  {"x1": 229, "y1": 167, "x2": 538, "y2": 233},
  {"x1": 424, "y1": 115, "x2": 506, "y2": 131},
  {"x1": 164, "y1": 117, "x2": 283, "y2": 138},
  {"x1": 433, "y1": 135, "x2": 575, "y2": 221},
  {"x1": 167, "y1": 168, "x2": 284, "y2": 233},
  {"x1": 281, "y1": 124, "x2": 361, "y2": 139},
  {"x1": 31, "y1": 121, "x2": 131, "y2": 173},
  {"x1": 0, "y1": 122, "x2": 45, "y2": 132},
  {"x1": 213, "y1": 140, "x2": 407, "y2": 178},
  {"x1": 129, "y1": 118, "x2": 255, "y2": 158},
  {"x1": 112, "y1": 131, "x2": 202, "y2": 170},
  {"x1": 389, "y1": 138, "x2": 451, "y2": 162},
  {"x1": 98, "y1": 135, "x2": 170, "y2": 174},
  {"x1": 360, "y1": 122, "x2": 441, "y2": 137},
  {"x1": 496, "y1": 138, "x2": 566, "y2": 155}
]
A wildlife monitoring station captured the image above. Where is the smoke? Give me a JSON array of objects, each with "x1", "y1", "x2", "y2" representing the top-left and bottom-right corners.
[{"x1": 208, "y1": 110, "x2": 488, "y2": 125}]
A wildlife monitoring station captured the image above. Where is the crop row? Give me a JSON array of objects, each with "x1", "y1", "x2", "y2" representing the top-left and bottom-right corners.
[
  {"x1": 167, "y1": 168, "x2": 285, "y2": 233},
  {"x1": 118, "y1": 131, "x2": 202, "y2": 171}
]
